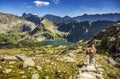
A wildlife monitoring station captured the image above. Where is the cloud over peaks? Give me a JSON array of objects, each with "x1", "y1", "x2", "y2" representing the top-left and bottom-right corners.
[
  {"x1": 33, "y1": 0, "x2": 50, "y2": 7},
  {"x1": 53, "y1": 0, "x2": 60, "y2": 4}
]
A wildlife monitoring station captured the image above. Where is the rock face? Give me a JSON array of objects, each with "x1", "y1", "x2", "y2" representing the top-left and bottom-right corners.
[
  {"x1": 57, "y1": 21, "x2": 115, "y2": 42},
  {"x1": 91, "y1": 23, "x2": 120, "y2": 53}
]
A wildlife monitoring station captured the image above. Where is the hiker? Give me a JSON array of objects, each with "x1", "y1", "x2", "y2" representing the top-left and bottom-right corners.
[{"x1": 89, "y1": 44, "x2": 96, "y2": 64}]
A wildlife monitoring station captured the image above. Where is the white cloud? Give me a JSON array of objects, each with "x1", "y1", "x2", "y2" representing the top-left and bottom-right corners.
[
  {"x1": 33, "y1": 0, "x2": 50, "y2": 7},
  {"x1": 53, "y1": 0, "x2": 59, "y2": 4}
]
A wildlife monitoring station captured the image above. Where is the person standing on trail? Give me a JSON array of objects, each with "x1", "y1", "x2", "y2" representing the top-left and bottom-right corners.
[{"x1": 89, "y1": 44, "x2": 96, "y2": 64}]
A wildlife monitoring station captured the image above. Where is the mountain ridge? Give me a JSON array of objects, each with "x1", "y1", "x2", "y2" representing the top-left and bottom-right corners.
[{"x1": 44, "y1": 13, "x2": 120, "y2": 23}]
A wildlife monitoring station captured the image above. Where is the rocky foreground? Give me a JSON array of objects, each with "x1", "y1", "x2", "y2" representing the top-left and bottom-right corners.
[{"x1": 0, "y1": 44, "x2": 120, "y2": 79}]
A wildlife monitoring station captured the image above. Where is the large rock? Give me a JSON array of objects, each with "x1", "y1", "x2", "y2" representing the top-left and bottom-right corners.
[
  {"x1": 83, "y1": 65, "x2": 97, "y2": 72},
  {"x1": 36, "y1": 66, "x2": 42, "y2": 71},
  {"x1": 76, "y1": 72, "x2": 97, "y2": 79},
  {"x1": 68, "y1": 53, "x2": 76, "y2": 58},
  {"x1": 115, "y1": 58, "x2": 120, "y2": 63},
  {"x1": 63, "y1": 56, "x2": 75, "y2": 63},
  {"x1": 3, "y1": 69, "x2": 12, "y2": 73},
  {"x1": 0, "y1": 55, "x2": 17, "y2": 60},
  {"x1": 16, "y1": 54, "x2": 35, "y2": 68},
  {"x1": 31, "y1": 73, "x2": 39, "y2": 79},
  {"x1": 15, "y1": 54, "x2": 27, "y2": 61},
  {"x1": 23, "y1": 58, "x2": 35, "y2": 68}
]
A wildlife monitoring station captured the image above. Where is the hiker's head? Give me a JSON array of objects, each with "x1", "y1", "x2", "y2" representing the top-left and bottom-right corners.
[{"x1": 91, "y1": 44, "x2": 95, "y2": 47}]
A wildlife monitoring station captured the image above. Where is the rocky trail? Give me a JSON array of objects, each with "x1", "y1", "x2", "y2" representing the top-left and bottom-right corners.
[
  {"x1": 76, "y1": 64, "x2": 104, "y2": 79},
  {"x1": 76, "y1": 57, "x2": 104, "y2": 79}
]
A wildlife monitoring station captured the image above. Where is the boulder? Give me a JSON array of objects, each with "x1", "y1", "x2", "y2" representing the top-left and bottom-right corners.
[
  {"x1": 3, "y1": 69, "x2": 12, "y2": 73},
  {"x1": 23, "y1": 58, "x2": 35, "y2": 68},
  {"x1": 97, "y1": 68, "x2": 104, "y2": 72},
  {"x1": 63, "y1": 56, "x2": 75, "y2": 63},
  {"x1": 36, "y1": 66, "x2": 42, "y2": 71},
  {"x1": 86, "y1": 65, "x2": 97, "y2": 72},
  {"x1": 31, "y1": 73, "x2": 39, "y2": 79},
  {"x1": 115, "y1": 58, "x2": 120, "y2": 63},
  {"x1": 114, "y1": 53, "x2": 120, "y2": 57},
  {"x1": 0, "y1": 55, "x2": 17, "y2": 60},
  {"x1": 15, "y1": 54, "x2": 27, "y2": 61},
  {"x1": 16, "y1": 54, "x2": 35, "y2": 68},
  {"x1": 22, "y1": 75, "x2": 27, "y2": 79},
  {"x1": 68, "y1": 53, "x2": 76, "y2": 58},
  {"x1": 79, "y1": 72, "x2": 96, "y2": 79}
]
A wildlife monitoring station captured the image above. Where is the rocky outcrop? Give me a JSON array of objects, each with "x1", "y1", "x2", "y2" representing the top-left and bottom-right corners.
[
  {"x1": 92, "y1": 23, "x2": 120, "y2": 53},
  {"x1": 90, "y1": 23, "x2": 120, "y2": 67}
]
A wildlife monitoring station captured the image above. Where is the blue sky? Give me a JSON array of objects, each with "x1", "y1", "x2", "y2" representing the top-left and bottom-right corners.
[{"x1": 0, "y1": 0, "x2": 120, "y2": 17}]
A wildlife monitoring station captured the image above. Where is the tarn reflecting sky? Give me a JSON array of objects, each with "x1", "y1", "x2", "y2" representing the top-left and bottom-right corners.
[{"x1": 0, "y1": 0, "x2": 120, "y2": 17}]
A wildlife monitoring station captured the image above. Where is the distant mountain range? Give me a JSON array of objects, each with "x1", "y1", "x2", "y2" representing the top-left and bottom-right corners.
[
  {"x1": 43, "y1": 14, "x2": 76, "y2": 23},
  {"x1": 44, "y1": 13, "x2": 120, "y2": 23},
  {"x1": 0, "y1": 12, "x2": 120, "y2": 44}
]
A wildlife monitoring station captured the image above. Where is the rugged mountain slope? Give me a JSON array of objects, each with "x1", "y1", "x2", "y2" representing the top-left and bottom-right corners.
[
  {"x1": 57, "y1": 21, "x2": 115, "y2": 42},
  {"x1": 44, "y1": 13, "x2": 120, "y2": 23},
  {"x1": 0, "y1": 12, "x2": 64, "y2": 44},
  {"x1": 22, "y1": 13, "x2": 42, "y2": 24},
  {"x1": 90, "y1": 23, "x2": 120, "y2": 53}
]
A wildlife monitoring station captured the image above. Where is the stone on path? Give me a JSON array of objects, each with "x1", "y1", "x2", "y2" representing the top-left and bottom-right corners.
[
  {"x1": 86, "y1": 65, "x2": 97, "y2": 72},
  {"x1": 76, "y1": 72, "x2": 97, "y2": 79}
]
